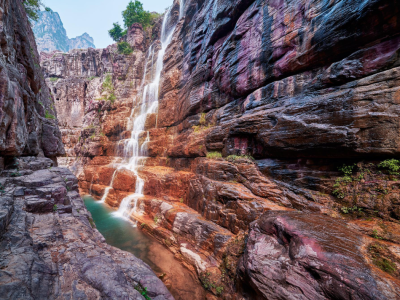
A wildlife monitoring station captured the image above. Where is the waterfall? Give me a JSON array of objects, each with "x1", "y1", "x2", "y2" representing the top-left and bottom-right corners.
[
  {"x1": 179, "y1": 0, "x2": 185, "y2": 19},
  {"x1": 99, "y1": 2, "x2": 183, "y2": 221}
]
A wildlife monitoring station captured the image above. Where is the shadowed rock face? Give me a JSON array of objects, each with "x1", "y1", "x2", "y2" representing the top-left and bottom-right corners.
[
  {"x1": 0, "y1": 0, "x2": 64, "y2": 158},
  {"x1": 41, "y1": 0, "x2": 400, "y2": 299},
  {"x1": 239, "y1": 211, "x2": 400, "y2": 300}
]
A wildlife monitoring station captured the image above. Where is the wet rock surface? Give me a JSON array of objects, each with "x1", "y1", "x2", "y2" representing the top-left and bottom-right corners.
[
  {"x1": 0, "y1": 157, "x2": 173, "y2": 300},
  {"x1": 40, "y1": 0, "x2": 400, "y2": 299},
  {"x1": 239, "y1": 211, "x2": 400, "y2": 300}
]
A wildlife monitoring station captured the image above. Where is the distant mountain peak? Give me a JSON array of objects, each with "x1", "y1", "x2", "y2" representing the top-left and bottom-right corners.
[{"x1": 32, "y1": 10, "x2": 95, "y2": 53}]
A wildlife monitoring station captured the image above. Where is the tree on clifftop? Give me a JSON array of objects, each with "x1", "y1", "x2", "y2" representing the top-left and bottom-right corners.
[
  {"x1": 109, "y1": 23, "x2": 124, "y2": 42},
  {"x1": 108, "y1": 0, "x2": 159, "y2": 42},
  {"x1": 122, "y1": 0, "x2": 152, "y2": 29}
]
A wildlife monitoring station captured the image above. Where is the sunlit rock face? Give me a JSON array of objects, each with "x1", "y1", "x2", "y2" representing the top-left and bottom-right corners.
[
  {"x1": 44, "y1": 0, "x2": 400, "y2": 298},
  {"x1": 32, "y1": 10, "x2": 95, "y2": 52}
]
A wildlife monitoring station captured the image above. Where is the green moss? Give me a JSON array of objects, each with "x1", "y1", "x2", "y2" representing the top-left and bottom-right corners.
[
  {"x1": 45, "y1": 110, "x2": 55, "y2": 120},
  {"x1": 206, "y1": 152, "x2": 222, "y2": 159},
  {"x1": 53, "y1": 204, "x2": 58, "y2": 212},
  {"x1": 49, "y1": 77, "x2": 58, "y2": 82},
  {"x1": 199, "y1": 113, "x2": 206, "y2": 125},
  {"x1": 226, "y1": 155, "x2": 254, "y2": 162},
  {"x1": 369, "y1": 243, "x2": 398, "y2": 275}
]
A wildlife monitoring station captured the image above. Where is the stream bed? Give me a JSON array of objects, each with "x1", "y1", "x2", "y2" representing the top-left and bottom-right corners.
[{"x1": 83, "y1": 196, "x2": 206, "y2": 300}]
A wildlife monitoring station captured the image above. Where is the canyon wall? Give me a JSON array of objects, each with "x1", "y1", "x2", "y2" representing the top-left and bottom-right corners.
[
  {"x1": 0, "y1": 0, "x2": 64, "y2": 160},
  {"x1": 42, "y1": 0, "x2": 400, "y2": 299},
  {"x1": 0, "y1": 1, "x2": 172, "y2": 299}
]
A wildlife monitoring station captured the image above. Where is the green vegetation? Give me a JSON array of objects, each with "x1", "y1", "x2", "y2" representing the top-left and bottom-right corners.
[
  {"x1": 49, "y1": 77, "x2": 58, "y2": 82},
  {"x1": 199, "y1": 272, "x2": 224, "y2": 296},
  {"x1": 117, "y1": 41, "x2": 134, "y2": 55},
  {"x1": 369, "y1": 243, "x2": 398, "y2": 275},
  {"x1": 199, "y1": 113, "x2": 206, "y2": 125},
  {"x1": 375, "y1": 257, "x2": 397, "y2": 274},
  {"x1": 10, "y1": 159, "x2": 21, "y2": 177},
  {"x1": 192, "y1": 112, "x2": 215, "y2": 133},
  {"x1": 372, "y1": 229, "x2": 383, "y2": 240},
  {"x1": 109, "y1": 23, "x2": 124, "y2": 42},
  {"x1": 87, "y1": 76, "x2": 97, "y2": 81},
  {"x1": 0, "y1": 183, "x2": 5, "y2": 194},
  {"x1": 53, "y1": 204, "x2": 58, "y2": 212},
  {"x1": 109, "y1": 1, "x2": 159, "y2": 43},
  {"x1": 226, "y1": 155, "x2": 254, "y2": 162},
  {"x1": 192, "y1": 124, "x2": 213, "y2": 133},
  {"x1": 122, "y1": 1, "x2": 155, "y2": 29},
  {"x1": 378, "y1": 159, "x2": 400, "y2": 175},
  {"x1": 340, "y1": 206, "x2": 362, "y2": 214},
  {"x1": 134, "y1": 283, "x2": 151, "y2": 300},
  {"x1": 10, "y1": 171, "x2": 21, "y2": 177},
  {"x1": 206, "y1": 152, "x2": 222, "y2": 159},
  {"x1": 332, "y1": 161, "x2": 400, "y2": 213},
  {"x1": 154, "y1": 215, "x2": 159, "y2": 224},
  {"x1": 102, "y1": 74, "x2": 116, "y2": 103},
  {"x1": 215, "y1": 286, "x2": 224, "y2": 295},
  {"x1": 88, "y1": 217, "x2": 96, "y2": 228},
  {"x1": 45, "y1": 110, "x2": 55, "y2": 120},
  {"x1": 23, "y1": 0, "x2": 51, "y2": 22}
]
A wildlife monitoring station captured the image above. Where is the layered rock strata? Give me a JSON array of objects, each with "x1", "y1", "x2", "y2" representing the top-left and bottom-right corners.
[
  {"x1": 42, "y1": 0, "x2": 400, "y2": 299},
  {"x1": 0, "y1": 1, "x2": 173, "y2": 299}
]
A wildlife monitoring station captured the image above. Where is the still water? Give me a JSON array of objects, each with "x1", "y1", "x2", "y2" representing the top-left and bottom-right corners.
[{"x1": 83, "y1": 196, "x2": 206, "y2": 300}]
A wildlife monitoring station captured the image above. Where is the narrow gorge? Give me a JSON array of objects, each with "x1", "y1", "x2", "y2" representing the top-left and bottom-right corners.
[{"x1": 1, "y1": 0, "x2": 400, "y2": 299}]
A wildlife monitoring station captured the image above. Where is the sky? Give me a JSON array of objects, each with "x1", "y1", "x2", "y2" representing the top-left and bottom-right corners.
[{"x1": 42, "y1": 0, "x2": 172, "y2": 48}]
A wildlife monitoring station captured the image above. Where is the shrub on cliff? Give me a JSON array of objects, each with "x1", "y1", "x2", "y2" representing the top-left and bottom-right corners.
[
  {"x1": 101, "y1": 74, "x2": 116, "y2": 103},
  {"x1": 117, "y1": 41, "x2": 133, "y2": 55},
  {"x1": 109, "y1": 23, "x2": 124, "y2": 42}
]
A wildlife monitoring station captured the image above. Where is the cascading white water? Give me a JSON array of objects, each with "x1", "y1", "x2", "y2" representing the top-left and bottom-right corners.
[
  {"x1": 97, "y1": 2, "x2": 183, "y2": 222},
  {"x1": 179, "y1": 0, "x2": 185, "y2": 18}
]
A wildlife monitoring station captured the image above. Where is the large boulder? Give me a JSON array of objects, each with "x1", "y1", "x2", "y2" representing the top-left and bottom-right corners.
[{"x1": 239, "y1": 211, "x2": 400, "y2": 300}]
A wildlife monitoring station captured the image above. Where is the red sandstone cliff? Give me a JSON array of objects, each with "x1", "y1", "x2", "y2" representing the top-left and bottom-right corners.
[
  {"x1": 41, "y1": 0, "x2": 400, "y2": 299},
  {"x1": 0, "y1": 1, "x2": 173, "y2": 299}
]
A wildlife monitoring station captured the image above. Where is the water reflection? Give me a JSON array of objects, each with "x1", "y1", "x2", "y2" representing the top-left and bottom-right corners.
[{"x1": 83, "y1": 196, "x2": 206, "y2": 300}]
